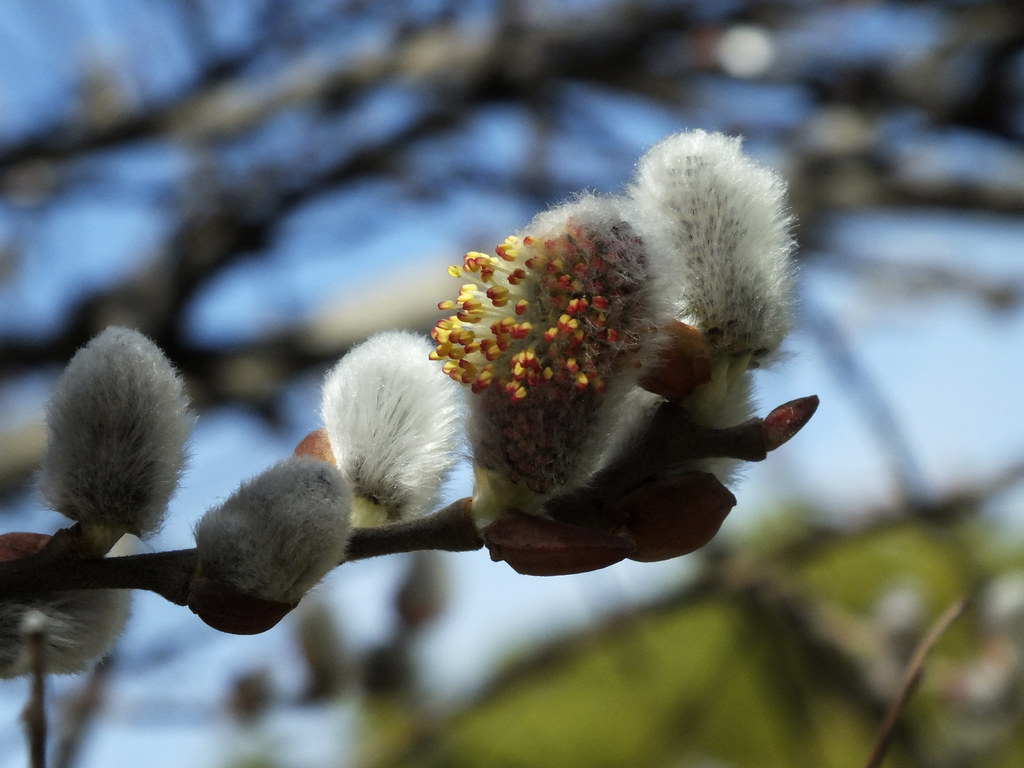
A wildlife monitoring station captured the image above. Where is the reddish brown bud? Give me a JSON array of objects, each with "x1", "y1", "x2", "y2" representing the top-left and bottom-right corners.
[
  {"x1": 763, "y1": 395, "x2": 819, "y2": 451},
  {"x1": 483, "y1": 510, "x2": 634, "y2": 576},
  {"x1": 0, "y1": 532, "x2": 51, "y2": 561},
  {"x1": 617, "y1": 472, "x2": 736, "y2": 562},
  {"x1": 187, "y1": 575, "x2": 297, "y2": 635},
  {"x1": 639, "y1": 321, "x2": 712, "y2": 401},
  {"x1": 294, "y1": 428, "x2": 337, "y2": 464}
]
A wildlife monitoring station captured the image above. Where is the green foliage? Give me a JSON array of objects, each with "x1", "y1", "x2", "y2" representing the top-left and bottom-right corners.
[{"x1": 378, "y1": 515, "x2": 1024, "y2": 768}]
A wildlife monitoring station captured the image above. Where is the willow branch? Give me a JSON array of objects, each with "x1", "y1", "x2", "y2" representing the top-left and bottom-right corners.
[
  {"x1": 22, "y1": 611, "x2": 48, "y2": 768},
  {"x1": 0, "y1": 398, "x2": 813, "y2": 608},
  {"x1": 0, "y1": 499, "x2": 482, "y2": 606}
]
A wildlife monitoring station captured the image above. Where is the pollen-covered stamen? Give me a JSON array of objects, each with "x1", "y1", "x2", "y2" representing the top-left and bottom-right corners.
[
  {"x1": 431, "y1": 218, "x2": 645, "y2": 412},
  {"x1": 487, "y1": 286, "x2": 510, "y2": 306}
]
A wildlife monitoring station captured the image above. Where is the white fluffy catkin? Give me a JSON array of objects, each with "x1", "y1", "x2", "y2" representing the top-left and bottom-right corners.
[
  {"x1": 602, "y1": 131, "x2": 799, "y2": 486},
  {"x1": 39, "y1": 327, "x2": 194, "y2": 546},
  {"x1": 0, "y1": 590, "x2": 130, "y2": 678},
  {"x1": 321, "y1": 331, "x2": 463, "y2": 526},
  {"x1": 194, "y1": 457, "x2": 352, "y2": 604},
  {"x1": 627, "y1": 130, "x2": 795, "y2": 365}
]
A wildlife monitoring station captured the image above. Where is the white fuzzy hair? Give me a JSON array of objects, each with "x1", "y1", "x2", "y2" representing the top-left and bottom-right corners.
[
  {"x1": 0, "y1": 590, "x2": 130, "y2": 678},
  {"x1": 603, "y1": 131, "x2": 799, "y2": 484},
  {"x1": 39, "y1": 327, "x2": 194, "y2": 543},
  {"x1": 627, "y1": 130, "x2": 795, "y2": 364},
  {"x1": 195, "y1": 457, "x2": 352, "y2": 604},
  {"x1": 321, "y1": 331, "x2": 463, "y2": 524}
]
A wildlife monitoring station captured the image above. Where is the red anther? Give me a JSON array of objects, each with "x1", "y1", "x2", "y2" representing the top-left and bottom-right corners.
[
  {"x1": 567, "y1": 297, "x2": 589, "y2": 315},
  {"x1": 483, "y1": 511, "x2": 634, "y2": 576},
  {"x1": 294, "y1": 429, "x2": 336, "y2": 465},
  {"x1": 616, "y1": 472, "x2": 736, "y2": 562},
  {"x1": 763, "y1": 395, "x2": 820, "y2": 451},
  {"x1": 486, "y1": 286, "x2": 509, "y2": 304}
]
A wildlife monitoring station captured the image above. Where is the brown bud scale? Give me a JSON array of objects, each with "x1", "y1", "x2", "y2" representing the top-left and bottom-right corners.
[
  {"x1": 483, "y1": 510, "x2": 634, "y2": 576},
  {"x1": 0, "y1": 532, "x2": 52, "y2": 561},
  {"x1": 294, "y1": 429, "x2": 337, "y2": 464},
  {"x1": 187, "y1": 575, "x2": 297, "y2": 635},
  {"x1": 616, "y1": 472, "x2": 736, "y2": 562},
  {"x1": 639, "y1": 321, "x2": 713, "y2": 401}
]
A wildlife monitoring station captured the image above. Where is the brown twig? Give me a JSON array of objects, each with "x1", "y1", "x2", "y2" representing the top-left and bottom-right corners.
[
  {"x1": 863, "y1": 596, "x2": 971, "y2": 768},
  {"x1": 21, "y1": 610, "x2": 48, "y2": 768},
  {"x1": 0, "y1": 398, "x2": 811, "y2": 606},
  {"x1": 0, "y1": 499, "x2": 483, "y2": 605}
]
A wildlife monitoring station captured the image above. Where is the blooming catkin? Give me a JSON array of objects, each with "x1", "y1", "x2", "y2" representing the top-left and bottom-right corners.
[
  {"x1": 194, "y1": 457, "x2": 353, "y2": 604},
  {"x1": 0, "y1": 591, "x2": 130, "y2": 678},
  {"x1": 39, "y1": 327, "x2": 194, "y2": 550},
  {"x1": 321, "y1": 331, "x2": 463, "y2": 527},
  {"x1": 431, "y1": 194, "x2": 657, "y2": 523}
]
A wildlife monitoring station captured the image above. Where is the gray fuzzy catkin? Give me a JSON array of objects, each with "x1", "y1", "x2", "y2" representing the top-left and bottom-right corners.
[
  {"x1": 39, "y1": 327, "x2": 194, "y2": 540},
  {"x1": 627, "y1": 130, "x2": 795, "y2": 364},
  {"x1": 321, "y1": 331, "x2": 463, "y2": 524},
  {"x1": 0, "y1": 590, "x2": 130, "y2": 678},
  {"x1": 194, "y1": 457, "x2": 352, "y2": 604}
]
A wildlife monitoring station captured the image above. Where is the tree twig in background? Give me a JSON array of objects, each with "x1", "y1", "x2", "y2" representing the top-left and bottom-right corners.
[
  {"x1": 21, "y1": 610, "x2": 49, "y2": 768},
  {"x1": 52, "y1": 656, "x2": 114, "y2": 768},
  {"x1": 863, "y1": 596, "x2": 971, "y2": 768}
]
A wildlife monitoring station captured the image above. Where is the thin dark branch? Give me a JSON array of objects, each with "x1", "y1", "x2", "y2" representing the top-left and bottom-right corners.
[
  {"x1": 0, "y1": 401, "x2": 813, "y2": 609},
  {"x1": 52, "y1": 657, "x2": 112, "y2": 768},
  {"x1": 22, "y1": 611, "x2": 48, "y2": 768},
  {"x1": 863, "y1": 596, "x2": 971, "y2": 768},
  {"x1": 344, "y1": 498, "x2": 481, "y2": 560},
  {"x1": 0, "y1": 499, "x2": 482, "y2": 606}
]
